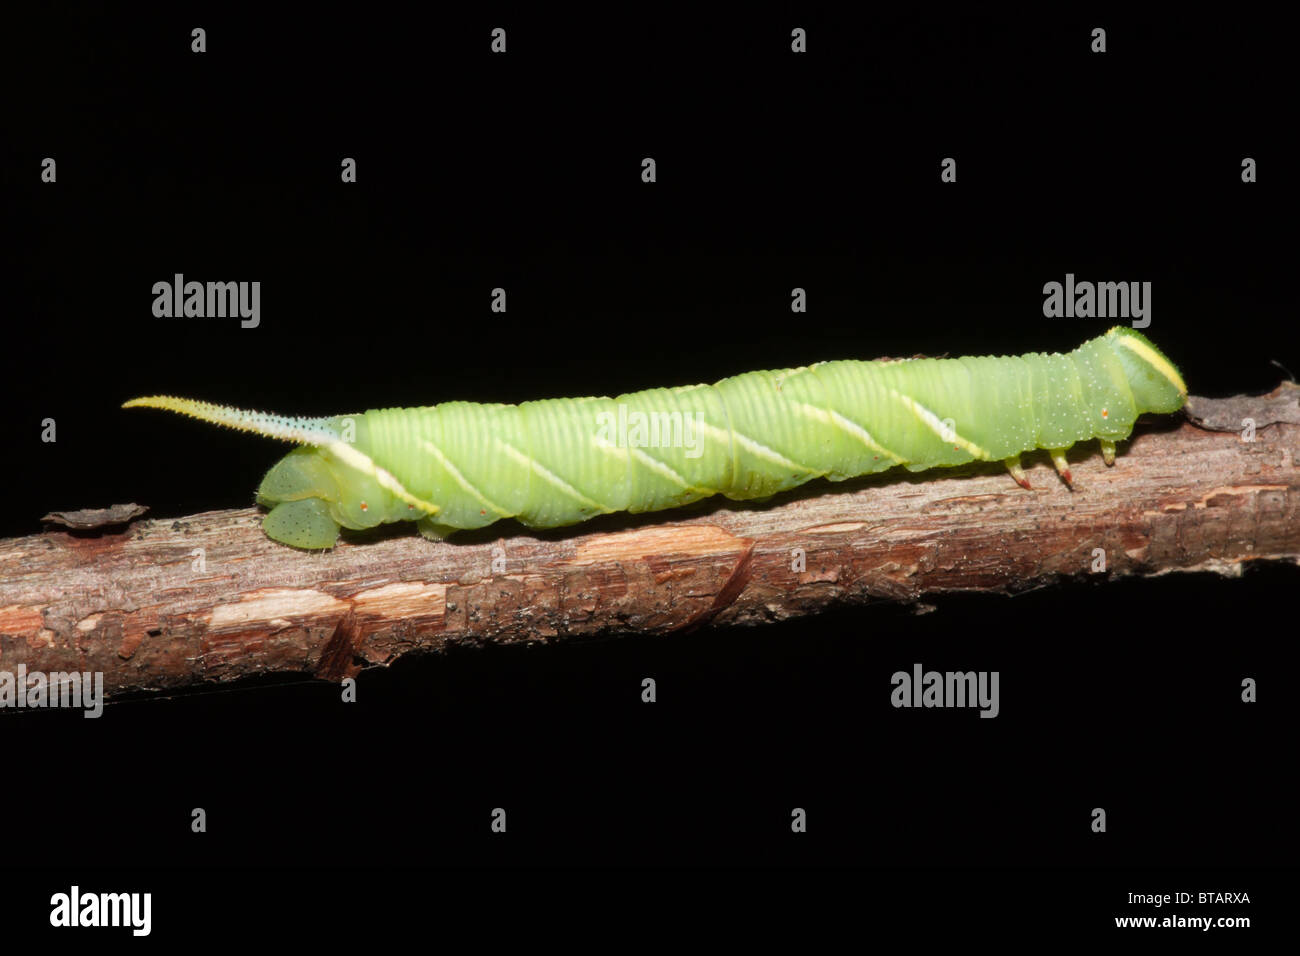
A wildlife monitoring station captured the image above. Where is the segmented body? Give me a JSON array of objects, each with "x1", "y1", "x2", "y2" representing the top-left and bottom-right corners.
[{"x1": 124, "y1": 326, "x2": 1186, "y2": 549}]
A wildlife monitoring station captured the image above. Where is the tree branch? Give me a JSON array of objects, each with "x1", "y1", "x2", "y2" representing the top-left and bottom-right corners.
[{"x1": 3, "y1": 386, "x2": 1298, "y2": 700}]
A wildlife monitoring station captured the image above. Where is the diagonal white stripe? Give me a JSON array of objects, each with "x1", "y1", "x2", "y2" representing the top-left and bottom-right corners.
[
  {"x1": 694, "y1": 421, "x2": 818, "y2": 474},
  {"x1": 632, "y1": 447, "x2": 716, "y2": 494},
  {"x1": 792, "y1": 403, "x2": 907, "y2": 464},
  {"x1": 328, "y1": 440, "x2": 440, "y2": 516},
  {"x1": 499, "y1": 442, "x2": 613, "y2": 514},
  {"x1": 886, "y1": 389, "x2": 989, "y2": 459},
  {"x1": 592, "y1": 437, "x2": 717, "y2": 494},
  {"x1": 419, "y1": 439, "x2": 511, "y2": 517}
]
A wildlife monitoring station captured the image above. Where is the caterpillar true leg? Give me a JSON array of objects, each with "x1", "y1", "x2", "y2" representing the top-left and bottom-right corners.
[
  {"x1": 1004, "y1": 455, "x2": 1032, "y2": 490},
  {"x1": 1100, "y1": 439, "x2": 1117, "y2": 466},
  {"x1": 1048, "y1": 449, "x2": 1074, "y2": 488}
]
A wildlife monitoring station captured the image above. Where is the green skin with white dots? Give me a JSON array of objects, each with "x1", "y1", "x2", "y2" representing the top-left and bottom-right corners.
[{"x1": 124, "y1": 327, "x2": 1186, "y2": 550}]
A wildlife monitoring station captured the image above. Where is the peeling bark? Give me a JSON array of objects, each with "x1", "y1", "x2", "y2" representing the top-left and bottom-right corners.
[
  {"x1": 1, "y1": 394, "x2": 1298, "y2": 701},
  {"x1": 40, "y1": 503, "x2": 149, "y2": 530}
]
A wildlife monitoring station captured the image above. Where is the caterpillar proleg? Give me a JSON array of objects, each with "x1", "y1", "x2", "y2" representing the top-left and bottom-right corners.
[{"x1": 124, "y1": 327, "x2": 1186, "y2": 549}]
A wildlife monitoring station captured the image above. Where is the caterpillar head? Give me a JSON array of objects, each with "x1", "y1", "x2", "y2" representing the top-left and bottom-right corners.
[{"x1": 1104, "y1": 327, "x2": 1187, "y2": 415}]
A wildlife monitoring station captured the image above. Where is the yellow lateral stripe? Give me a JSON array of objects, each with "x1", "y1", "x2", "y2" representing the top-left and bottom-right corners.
[{"x1": 1111, "y1": 332, "x2": 1188, "y2": 397}]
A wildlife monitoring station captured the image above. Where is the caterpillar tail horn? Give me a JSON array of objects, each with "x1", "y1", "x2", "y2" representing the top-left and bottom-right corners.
[{"x1": 121, "y1": 395, "x2": 342, "y2": 445}]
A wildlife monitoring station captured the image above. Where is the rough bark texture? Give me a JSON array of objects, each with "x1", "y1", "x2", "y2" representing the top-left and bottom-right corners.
[{"x1": 2, "y1": 387, "x2": 1298, "y2": 700}]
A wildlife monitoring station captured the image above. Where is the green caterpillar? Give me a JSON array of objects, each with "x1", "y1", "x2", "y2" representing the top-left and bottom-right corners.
[{"x1": 124, "y1": 327, "x2": 1186, "y2": 549}]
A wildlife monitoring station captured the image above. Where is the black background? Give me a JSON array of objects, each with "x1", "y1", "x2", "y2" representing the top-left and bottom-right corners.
[{"x1": 3, "y1": 4, "x2": 1294, "y2": 939}]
